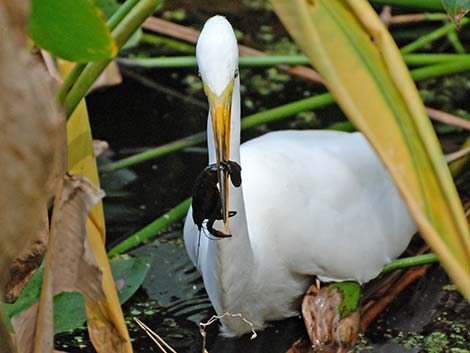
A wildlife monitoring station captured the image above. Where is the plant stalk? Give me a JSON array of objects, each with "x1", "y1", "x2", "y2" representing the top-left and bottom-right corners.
[
  {"x1": 381, "y1": 253, "x2": 439, "y2": 274},
  {"x1": 100, "y1": 93, "x2": 335, "y2": 174},
  {"x1": 107, "y1": 198, "x2": 192, "y2": 257},
  {"x1": 369, "y1": 0, "x2": 443, "y2": 10},
  {"x1": 57, "y1": 0, "x2": 141, "y2": 104},
  {"x1": 447, "y1": 29, "x2": 466, "y2": 54},
  {"x1": 401, "y1": 18, "x2": 470, "y2": 54},
  {"x1": 118, "y1": 53, "x2": 470, "y2": 69},
  {"x1": 63, "y1": 0, "x2": 158, "y2": 117},
  {"x1": 101, "y1": 60, "x2": 470, "y2": 174}
]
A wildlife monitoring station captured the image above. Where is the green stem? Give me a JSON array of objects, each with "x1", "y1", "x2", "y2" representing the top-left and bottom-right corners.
[
  {"x1": 101, "y1": 132, "x2": 206, "y2": 174},
  {"x1": 57, "y1": 63, "x2": 87, "y2": 104},
  {"x1": 401, "y1": 18, "x2": 470, "y2": 54},
  {"x1": 447, "y1": 29, "x2": 466, "y2": 54},
  {"x1": 422, "y1": 13, "x2": 453, "y2": 21},
  {"x1": 404, "y1": 53, "x2": 470, "y2": 65},
  {"x1": 118, "y1": 53, "x2": 470, "y2": 69},
  {"x1": 101, "y1": 60, "x2": 470, "y2": 174},
  {"x1": 118, "y1": 55, "x2": 315, "y2": 68},
  {"x1": 107, "y1": 198, "x2": 192, "y2": 257},
  {"x1": 410, "y1": 59, "x2": 470, "y2": 81},
  {"x1": 140, "y1": 33, "x2": 195, "y2": 53},
  {"x1": 369, "y1": 0, "x2": 443, "y2": 10},
  {"x1": 101, "y1": 93, "x2": 335, "y2": 174},
  {"x1": 57, "y1": 0, "x2": 140, "y2": 104},
  {"x1": 381, "y1": 253, "x2": 439, "y2": 274},
  {"x1": 107, "y1": 0, "x2": 140, "y2": 29},
  {"x1": 63, "y1": 0, "x2": 158, "y2": 117}
]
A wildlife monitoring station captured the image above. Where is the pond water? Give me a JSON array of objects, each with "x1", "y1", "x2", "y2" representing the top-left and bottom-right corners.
[
  {"x1": 55, "y1": 1, "x2": 470, "y2": 352},
  {"x1": 53, "y1": 66, "x2": 470, "y2": 353}
]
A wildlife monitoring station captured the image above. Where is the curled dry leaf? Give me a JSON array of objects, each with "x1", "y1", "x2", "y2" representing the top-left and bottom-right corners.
[
  {"x1": 4, "y1": 211, "x2": 48, "y2": 303},
  {"x1": 51, "y1": 173, "x2": 106, "y2": 300},
  {"x1": 0, "y1": 0, "x2": 64, "y2": 295},
  {"x1": 0, "y1": 0, "x2": 65, "y2": 351},
  {"x1": 93, "y1": 140, "x2": 110, "y2": 158},
  {"x1": 301, "y1": 285, "x2": 359, "y2": 351},
  {"x1": 11, "y1": 174, "x2": 106, "y2": 353}
]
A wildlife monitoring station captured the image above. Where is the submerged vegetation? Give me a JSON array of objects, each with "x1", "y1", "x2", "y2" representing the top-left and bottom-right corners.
[{"x1": 0, "y1": 0, "x2": 469, "y2": 352}]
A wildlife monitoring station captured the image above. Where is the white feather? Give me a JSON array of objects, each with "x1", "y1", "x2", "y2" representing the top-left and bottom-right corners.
[{"x1": 184, "y1": 16, "x2": 416, "y2": 336}]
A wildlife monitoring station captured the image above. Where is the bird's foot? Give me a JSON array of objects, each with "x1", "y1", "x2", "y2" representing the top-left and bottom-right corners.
[{"x1": 301, "y1": 283, "x2": 360, "y2": 352}]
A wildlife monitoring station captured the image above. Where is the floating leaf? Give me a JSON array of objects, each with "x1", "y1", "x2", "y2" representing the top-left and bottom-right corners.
[
  {"x1": 272, "y1": 0, "x2": 470, "y2": 299},
  {"x1": 4, "y1": 258, "x2": 150, "y2": 335},
  {"x1": 52, "y1": 257, "x2": 150, "y2": 334},
  {"x1": 28, "y1": 0, "x2": 117, "y2": 62}
]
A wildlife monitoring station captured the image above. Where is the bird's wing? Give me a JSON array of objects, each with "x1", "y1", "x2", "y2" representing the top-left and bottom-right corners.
[{"x1": 240, "y1": 130, "x2": 416, "y2": 283}]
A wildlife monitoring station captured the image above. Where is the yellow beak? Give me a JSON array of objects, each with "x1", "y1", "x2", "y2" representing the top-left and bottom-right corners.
[{"x1": 204, "y1": 81, "x2": 234, "y2": 232}]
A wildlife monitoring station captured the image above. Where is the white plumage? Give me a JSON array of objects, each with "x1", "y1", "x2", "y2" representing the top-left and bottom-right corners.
[{"x1": 184, "y1": 15, "x2": 416, "y2": 336}]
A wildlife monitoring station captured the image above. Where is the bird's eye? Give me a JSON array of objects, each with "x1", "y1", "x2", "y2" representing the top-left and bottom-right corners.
[{"x1": 234, "y1": 69, "x2": 239, "y2": 79}]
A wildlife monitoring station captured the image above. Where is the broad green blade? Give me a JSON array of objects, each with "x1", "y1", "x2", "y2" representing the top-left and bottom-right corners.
[
  {"x1": 272, "y1": 0, "x2": 470, "y2": 299},
  {"x1": 28, "y1": 0, "x2": 117, "y2": 62}
]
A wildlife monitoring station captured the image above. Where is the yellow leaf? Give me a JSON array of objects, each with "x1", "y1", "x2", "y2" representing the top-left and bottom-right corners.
[
  {"x1": 58, "y1": 60, "x2": 133, "y2": 353},
  {"x1": 272, "y1": 0, "x2": 470, "y2": 298}
]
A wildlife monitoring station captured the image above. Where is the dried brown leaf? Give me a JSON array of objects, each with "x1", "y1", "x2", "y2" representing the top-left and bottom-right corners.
[
  {"x1": 11, "y1": 302, "x2": 39, "y2": 353},
  {"x1": 0, "y1": 1, "x2": 65, "y2": 352},
  {"x1": 51, "y1": 174, "x2": 106, "y2": 300},
  {"x1": 11, "y1": 174, "x2": 105, "y2": 353},
  {"x1": 0, "y1": 0, "x2": 64, "y2": 294},
  {"x1": 4, "y1": 210, "x2": 48, "y2": 303},
  {"x1": 93, "y1": 140, "x2": 110, "y2": 158},
  {"x1": 301, "y1": 285, "x2": 359, "y2": 351}
]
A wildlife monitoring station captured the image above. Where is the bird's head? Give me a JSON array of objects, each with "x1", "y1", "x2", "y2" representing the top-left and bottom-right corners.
[{"x1": 196, "y1": 15, "x2": 239, "y2": 231}]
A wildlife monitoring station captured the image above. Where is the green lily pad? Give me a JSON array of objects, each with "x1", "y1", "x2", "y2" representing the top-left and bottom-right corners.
[
  {"x1": 28, "y1": 0, "x2": 117, "y2": 62},
  {"x1": 329, "y1": 281, "x2": 361, "y2": 318},
  {"x1": 3, "y1": 257, "x2": 150, "y2": 334}
]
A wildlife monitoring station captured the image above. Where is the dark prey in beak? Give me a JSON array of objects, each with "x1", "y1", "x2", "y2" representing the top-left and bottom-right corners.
[{"x1": 192, "y1": 160, "x2": 242, "y2": 238}]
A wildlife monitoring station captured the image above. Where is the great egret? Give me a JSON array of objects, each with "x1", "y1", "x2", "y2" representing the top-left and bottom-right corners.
[{"x1": 183, "y1": 15, "x2": 416, "y2": 336}]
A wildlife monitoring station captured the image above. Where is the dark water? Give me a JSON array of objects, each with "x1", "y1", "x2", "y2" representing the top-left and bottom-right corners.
[
  {"x1": 55, "y1": 1, "x2": 470, "y2": 352},
  {"x1": 53, "y1": 63, "x2": 470, "y2": 352}
]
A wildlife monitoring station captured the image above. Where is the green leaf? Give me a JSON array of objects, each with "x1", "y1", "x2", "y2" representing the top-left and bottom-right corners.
[
  {"x1": 96, "y1": 0, "x2": 121, "y2": 18},
  {"x1": 3, "y1": 257, "x2": 150, "y2": 334},
  {"x1": 329, "y1": 281, "x2": 361, "y2": 318},
  {"x1": 28, "y1": 0, "x2": 117, "y2": 62},
  {"x1": 95, "y1": 0, "x2": 141, "y2": 49},
  {"x1": 3, "y1": 265, "x2": 44, "y2": 319},
  {"x1": 442, "y1": 0, "x2": 470, "y2": 26},
  {"x1": 272, "y1": 0, "x2": 470, "y2": 300},
  {"x1": 52, "y1": 257, "x2": 150, "y2": 334},
  {"x1": 53, "y1": 292, "x2": 86, "y2": 334}
]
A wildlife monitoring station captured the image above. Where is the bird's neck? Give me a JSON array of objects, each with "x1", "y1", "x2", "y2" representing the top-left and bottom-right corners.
[{"x1": 206, "y1": 77, "x2": 255, "y2": 312}]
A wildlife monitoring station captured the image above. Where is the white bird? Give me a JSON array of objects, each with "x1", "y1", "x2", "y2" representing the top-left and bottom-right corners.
[{"x1": 183, "y1": 15, "x2": 416, "y2": 336}]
